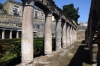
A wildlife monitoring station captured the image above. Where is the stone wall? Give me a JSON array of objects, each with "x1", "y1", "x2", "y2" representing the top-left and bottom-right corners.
[
  {"x1": 0, "y1": 14, "x2": 56, "y2": 37},
  {"x1": 77, "y1": 26, "x2": 87, "y2": 41}
]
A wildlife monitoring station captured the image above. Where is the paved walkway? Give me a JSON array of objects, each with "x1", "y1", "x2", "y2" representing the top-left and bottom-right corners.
[{"x1": 34, "y1": 40, "x2": 93, "y2": 66}]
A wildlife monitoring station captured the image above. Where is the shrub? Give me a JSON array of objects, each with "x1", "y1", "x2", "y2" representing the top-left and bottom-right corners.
[{"x1": 0, "y1": 38, "x2": 55, "y2": 66}]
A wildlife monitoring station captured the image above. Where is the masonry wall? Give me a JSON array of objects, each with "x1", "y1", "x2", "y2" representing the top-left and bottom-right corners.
[
  {"x1": 0, "y1": 14, "x2": 56, "y2": 37},
  {"x1": 77, "y1": 26, "x2": 87, "y2": 41}
]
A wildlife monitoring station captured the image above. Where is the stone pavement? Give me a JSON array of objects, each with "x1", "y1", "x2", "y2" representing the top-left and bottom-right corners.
[{"x1": 33, "y1": 40, "x2": 94, "y2": 66}]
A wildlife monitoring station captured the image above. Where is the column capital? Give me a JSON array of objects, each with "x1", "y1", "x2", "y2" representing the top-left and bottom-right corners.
[
  {"x1": 45, "y1": 11, "x2": 52, "y2": 17},
  {"x1": 23, "y1": 0, "x2": 35, "y2": 6}
]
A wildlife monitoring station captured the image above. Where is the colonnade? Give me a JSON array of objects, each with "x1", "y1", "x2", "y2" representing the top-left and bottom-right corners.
[
  {"x1": 20, "y1": 0, "x2": 77, "y2": 65},
  {"x1": 0, "y1": 29, "x2": 21, "y2": 39}
]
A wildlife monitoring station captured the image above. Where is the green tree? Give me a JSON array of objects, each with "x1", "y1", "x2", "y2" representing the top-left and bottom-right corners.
[
  {"x1": 0, "y1": 3, "x2": 3, "y2": 9},
  {"x1": 63, "y1": 3, "x2": 80, "y2": 24}
]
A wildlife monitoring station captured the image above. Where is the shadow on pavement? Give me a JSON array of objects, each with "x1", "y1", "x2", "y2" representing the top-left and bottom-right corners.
[{"x1": 68, "y1": 40, "x2": 91, "y2": 66}]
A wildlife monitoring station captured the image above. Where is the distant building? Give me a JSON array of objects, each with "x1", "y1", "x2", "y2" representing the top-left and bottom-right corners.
[
  {"x1": 3, "y1": 0, "x2": 55, "y2": 21},
  {"x1": 78, "y1": 22, "x2": 87, "y2": 26},
  {"x1": 3, "y1": 0, "x2": 23, "y2": 16}
]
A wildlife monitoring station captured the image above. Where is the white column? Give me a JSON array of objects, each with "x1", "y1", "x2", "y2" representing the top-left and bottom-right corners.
[
  {"x1": 72, "y1": 27, "x2": 74, "y2": 44},
  {"x1": 10, "y1": 30, "x2": 12, "y2": 39},
  {"x1": 2, "y1": 30, "x2": 5, "y2": 39},
  {"x1": 71, "y1": 26, "x2": 73, "y2": 44},
  {"x1": 16, "y1": 31, "x2": 19, "y2": 38},
  {"x1": 21, "y1": 0, "x2": 34, "y2": 63},
  {"x1": 73, "y1": 29, "x2": 75, "y2": 43},
  {"x1": 74, "y1": 29, "x2": 76, "y2": 42},
  {"x1": 62, "y1": 21, "x2": 67, "y2": 48},
  {"x1": 70, "y1": 26, "x2": 73, "y2": 44},
  {"x1": 44, "y1": 11, "x2": 52, "y2": 54},
  {"x1": 75, "y1": 30, "x2": 77, "y2": 41},
  {"x1": 67, "y1": 25, "x2": 70, "y2": 46},
  {"x1": 56, "y1": 18, "x2": 61, "y2": 50},
  {"x1": 69, "y1": 25, "x2": 71, "y2": 45}
]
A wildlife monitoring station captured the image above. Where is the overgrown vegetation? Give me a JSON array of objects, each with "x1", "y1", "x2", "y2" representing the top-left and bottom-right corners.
[
  {"x1": 0, "y1": 38, "x2": 55, "y2": 66},
  {"x1": 0, "y1": 3, "x2": 3, "y2": 9}
]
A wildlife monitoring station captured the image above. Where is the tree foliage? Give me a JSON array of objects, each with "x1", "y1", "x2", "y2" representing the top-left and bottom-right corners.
[
  {"x1": 63, "y1": 3, "x2": 80, "y2": 23},
  {"x1": 0, "y1": 3, "x2": 3, "y2": 9}
]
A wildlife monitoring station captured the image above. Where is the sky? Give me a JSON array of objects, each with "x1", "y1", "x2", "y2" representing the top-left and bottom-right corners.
[
  {"x1": 0, "y1": 0, "x2": 91, "y2": 23},
  {"x1": 54, "y1": 0, "x2": 91, "y2": 22}
]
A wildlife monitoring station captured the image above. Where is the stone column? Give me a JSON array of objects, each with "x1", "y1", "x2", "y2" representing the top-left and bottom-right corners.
[
  {"x1": 71, "y1": 27, "x2": 73, "y2": 44},
  {"x1": 21, "y1": 0, "x2": 34, "y2": 63},
  {"x1": 67, "y1": 24, "x2": 70, "y2": 46},
  {"x1": 69, "y1": 26, "x2": 72, "y2": 45},
  {"x1": 75, "y1": 30, "x2": 77, "y2": 41},
  {"x1": 16, "y1": 31, "x2": 19, "y2": 38},
  {"x1": 71, "y1": 27, "x2": 74, "y2": 44},
  {"x1": 44, "y1": 11, "x2": 52, "y2": 54},
  {"x1": 69, "y1": 25, "x2": 71, "y2": 45},
  {"x1": 73, "y1": 29, "x2": 75, "y2": 43},
  {"x1": 2, "y1": 30, "x2": 5, "y2": 39},
  {"x1": 72, "y1": 27, "x2": 74, "y2": 44},
  {"x1": 10, "y1": 30, "x2": 12, "y2": 39},
  {"x1": 62, "y1": 21, "x2": 67, "y2": 48},
  {"x1": 56, "y1": 18, "x2": 61, "y2": 50},
  {"x1": 66, "y1": 24, "x2": 68, "y2": 46},
  {"x1": 76, "y1": 30, "x2": 77, "y2": 41}
]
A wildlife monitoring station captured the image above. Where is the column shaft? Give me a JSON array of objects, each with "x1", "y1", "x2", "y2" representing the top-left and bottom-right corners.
[
  {"x1": 16, "y1": 31, "x2": 19, "y2": 38},
  {"x1": 70, "y1": 26, "x2": 72, "y2": 44},
  {"x1": 2, "y1": 30, "x2": 5, "y2": 39},
  {"x1": 10, "y1": 30, "x2": 12, "y2": 39},
  {"x1": 72, "y1": 27, "x2": 74, "y2": 44},
  {"x1": 56, "y1": 18, "x2": 61, "y2": 50},
  {"x1": 21, "y1": 0, "x2": 34, "y2": 63},
  {"x1": 62, "y1": 21, "x2": 67, "y2": 48},
  {"x1": 67, "y1": 25, "x2": 70, "y2": 46},
  {"x1": 73, "y1": 29, "x2": 75, "y2": 43},
  {"x1": 69, "y1": 26, "x2": 71, "y2": 45},
  {"x1": 44, "y1": 11, "x2": 52, "y2": 54}
]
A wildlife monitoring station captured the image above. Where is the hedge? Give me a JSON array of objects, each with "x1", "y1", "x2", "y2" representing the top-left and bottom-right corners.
[{"x1": 0, "y1": 38, "x2": 55, "y2": 66}]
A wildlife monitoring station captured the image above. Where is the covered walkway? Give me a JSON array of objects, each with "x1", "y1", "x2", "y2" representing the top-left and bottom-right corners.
[{"x1": 30, "y1": 41, "x2": 92, "y2": 66}]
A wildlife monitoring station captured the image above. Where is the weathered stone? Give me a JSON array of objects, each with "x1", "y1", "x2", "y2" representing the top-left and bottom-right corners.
[
  {"x1": 21, "y1": 0, "x2": 34, "y2": 63},
  {"x1": 56, "y1": 18, "x2": 61, "y2": 50},
  {"x1": 44, "y1": 11, "x2": 52, "y2": 54},
  {"x1": 62, "y1": 21, "x2": 67, "y2": 48}
]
